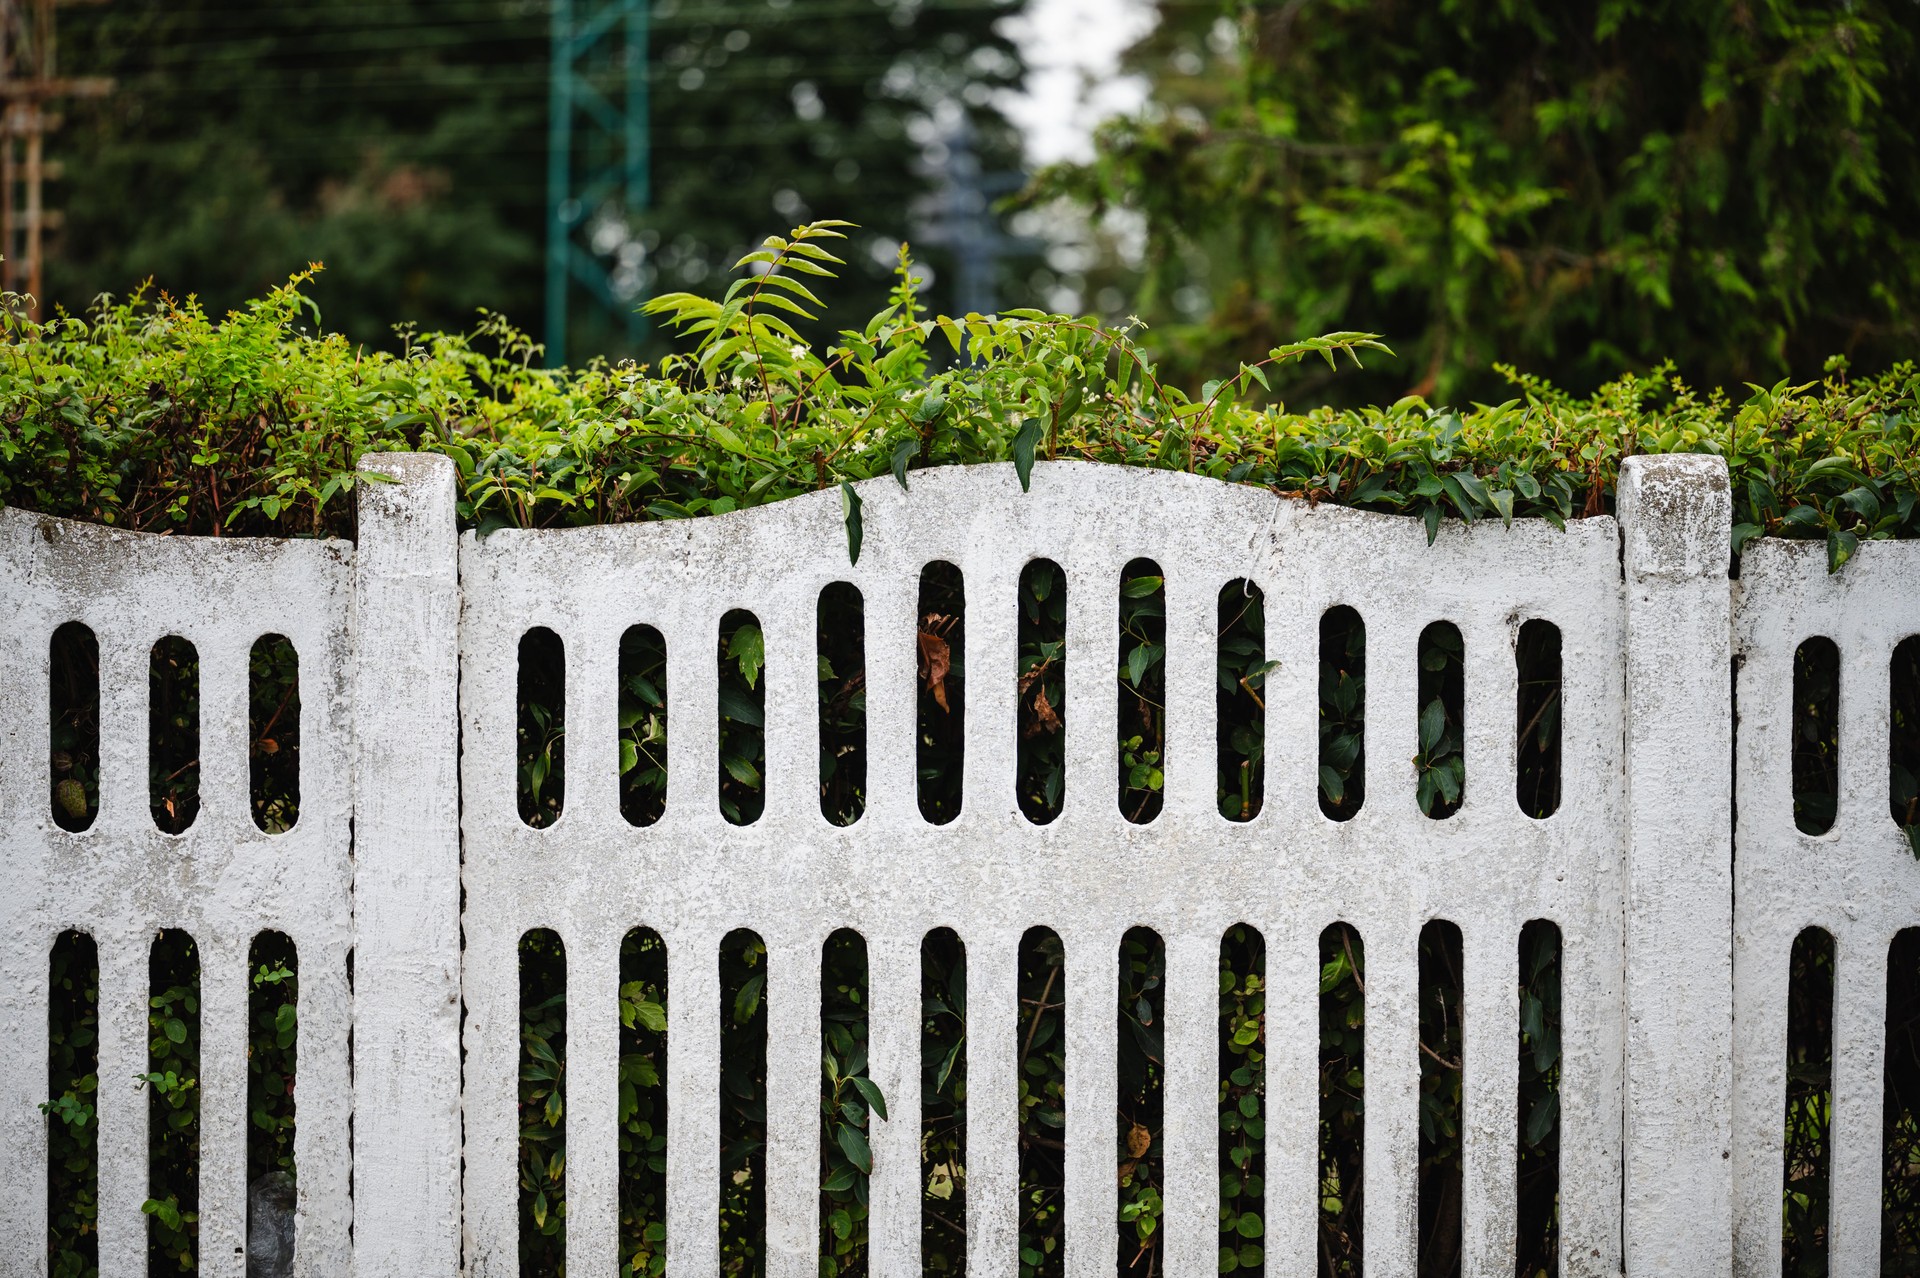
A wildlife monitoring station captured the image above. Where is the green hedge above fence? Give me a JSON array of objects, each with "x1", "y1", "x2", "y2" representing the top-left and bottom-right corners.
[{"x1": 2, "y1": 222, "x2": 1917, "y2": 572}]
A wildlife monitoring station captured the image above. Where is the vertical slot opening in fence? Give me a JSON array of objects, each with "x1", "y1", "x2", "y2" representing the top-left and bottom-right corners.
[
  {"x1": 922, "y1": 928, "x2": 968, "y2": 1270},
  {"x1": 147, "y1": 928, "x2": 200, "y2": 1271},
  {"x1": 821, "y1": 929, "x2": 873, "y2": 1272},
  {"x1": 517, "y1": 627, "x2": 566, "y2": 828},
  {"x1": 1218, "y1": 582, "x2": 1268, "y2": 822},
  {"x1": 1517, "y1": 920, "x2": 1562, "y2": 1276},
  {"x1": 721, "y1": 929, "x2": 769, "y2": 1270},
  {"x1": 1017, "y1": 560, "x2": 1067, "y2": 824},
  {"x1": 1515, "y1": 620, "x2": 1562, "y2": 819},
  {"x1": 248, "y1": 931, "x2": 299, "y2": 1271},
  {"x1": 619, "y1": 625, "x2": 669, "y2": 827},
  {"x1": 1782, "y1": 926, "x2": 1835, "y2": 1272},
  {"x1": 1219, "y1": 925, "x2": 1266, "y2": 1274},
  {"x1": 818, "y1": 584, "x2": 868, "y2": 827},
  {"x1": 620, "y1": 927, "x2": 669, "y2": 1273},
  {"x1": 519, "y1": 929, "x2": 567, "y2": 1272},
  {"x1": 917, "y1": 562, "x2": 966, "y2": 825},
  {"x1": 1886, "y1": 928, "x2": 1920, "y2": 1259},
  {"x1": 149, "y1": 635, "x2": 201, "y2": 834},
  {"x1": 1319, "y1": 607, "x2": 1366, "y2": 821},
  {"x1": 1117, "y1": 560, "x2": 1166, "y2": 824},
  {"x1": 1319, "y1": 922, "x2": 1365, "y2": 1273},
  {"x1": 1418, "y1": 919, "x2": 1464, "y2": 1278},
  {"x1": 1794, "y1": 636, "x2": 1840, "y2": 835},
  {"x1": 718, "y1": 611, "x2": 767, "y2": 826},
  {"x1": 248, "y1": 634, "x2": 301, "y2": 833},
  {"x1": 1118, "y1": 928, "x2": 1166, "y2": 1269},
  {"x1": 1018, "y1": 926, "x2": 1066, "y2": 1271},
  {"x1": 1892, "y1": 637, "x2": 1920, "y2": 849},
  {"x1": 47, "y1": 929, "x2": 98, "y2": 1277},
  {"x1": 1417, "y1": 622, "x2": 1464, "y2": 819},
  {"x1": 50, "y1": 622, "x2": 99, "y2": 832}
]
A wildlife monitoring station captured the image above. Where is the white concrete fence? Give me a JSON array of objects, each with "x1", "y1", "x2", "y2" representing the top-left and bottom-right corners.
[{"x1": 0, "y1": 450, "x2": 1912, "y2": 1276}]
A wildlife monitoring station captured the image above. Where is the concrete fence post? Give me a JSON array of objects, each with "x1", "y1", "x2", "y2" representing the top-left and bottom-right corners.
[
  {"x1": 1618, "y1": 453, "x2": 1734, "y2": 1274},
  {"x1": 351, "y1": 453, "x2": 464, "y2": 1275}
]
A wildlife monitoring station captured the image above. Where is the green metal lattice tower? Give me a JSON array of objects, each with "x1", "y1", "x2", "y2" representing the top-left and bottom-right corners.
[{"x1": 547, "y1": 0, "x2": 649, "y2": 366}]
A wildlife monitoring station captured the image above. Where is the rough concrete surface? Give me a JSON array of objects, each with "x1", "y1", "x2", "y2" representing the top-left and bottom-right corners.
[{"x1": 1, "y1": 452, "x2": 1884, "y2": 1276}]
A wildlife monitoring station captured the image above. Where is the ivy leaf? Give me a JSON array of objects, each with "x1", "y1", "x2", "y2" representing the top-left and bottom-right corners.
[
  {"x1": 627, "y1": 999, "x2": 667, "y2": 1033},
  {"x1": 727, "y1": 624, "x2": 765, "y2": 689}
]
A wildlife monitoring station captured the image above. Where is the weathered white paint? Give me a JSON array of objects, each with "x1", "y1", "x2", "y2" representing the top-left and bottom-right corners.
[
  {"x1": 0, "y1": 450, "x2": 1900, "y2": 1277},
  {"x1": 1618, "y1": 454, "x2": 1735, "y2": 1277},
  {"x1": 1732, "y1": 535, "x2": 1920, "y2": 1276}
]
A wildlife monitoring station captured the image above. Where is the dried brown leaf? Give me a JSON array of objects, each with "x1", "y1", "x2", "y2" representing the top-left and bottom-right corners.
[
  {"x1": 1031, "y1": 682, "x2": 1061, "y2": 734},
  {"x1": 917, "y1": 629, "x2": 951, "y2": 712}
]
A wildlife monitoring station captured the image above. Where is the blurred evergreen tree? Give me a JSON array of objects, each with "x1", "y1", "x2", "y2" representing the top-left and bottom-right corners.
[
  {"x1": 48, "y1": 0, "x2": 1029, "y2": 359},
  {"x1": 1028, "y1": 0, "x2": 1920, "y2": 401}
]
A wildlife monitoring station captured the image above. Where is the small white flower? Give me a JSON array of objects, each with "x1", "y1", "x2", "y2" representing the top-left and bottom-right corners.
[{"x1": 790, "y1": 344, "x2": 807, "y2": 360}]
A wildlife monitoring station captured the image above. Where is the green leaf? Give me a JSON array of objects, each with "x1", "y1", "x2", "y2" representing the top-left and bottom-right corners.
[
  {"x1": 1827, "y1": 527, "x2": 1859, "y2": 573},
  {"x1": 849, "y1": 1075, "x2": 889, "y2": 1121},
  {"x1": 1525, "y1": 1092, "x2": 1559, "y2": 1146},
  {"x1": 1419, "y1": 699, "x2": 1445, "y2": 754},
  {"x1": 841, "y1": 481, "x2": 863, "y2": 566},
  {"x1": 1012, "y1": 416, "x2": 1044, "y2": 492},
  {"x1": 717, "y1": 683, "x2": 764, "y2": 728},
  {"x1": 891, "y1": 438, "x2": 920, "y2": 490},
  {"x1": 1318, "y1": 765, "x2": 1344, "y2": 804},
  {"x1": 723, "y1": 753, "x2": 763, "y2": 787},
  {"x1": 733, "y1": 972, "x2": 765, "y2": 1024},
  {"x1": 836, "y1": 1121, "x2": 873, "y2": 1173},
  {"x1": 728, "y1": 624, "x2": 765, "y2": 689}
]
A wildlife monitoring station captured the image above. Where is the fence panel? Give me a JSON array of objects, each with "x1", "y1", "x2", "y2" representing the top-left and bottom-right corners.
[
  {"x1": 1733, "y1": 536, "x2": 1920, "y2": 1275},
  {"x1": 455, "y1": 459, "x2": 1629, "y2": 1277},
  {"x1": 0, "y1": 507, "x2": 355, "y2": 1278}
]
